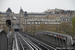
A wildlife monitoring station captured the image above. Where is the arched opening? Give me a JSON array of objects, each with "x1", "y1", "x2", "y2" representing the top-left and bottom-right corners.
[{"x1": 14, "y1": 29, "x2": 19, "y2": 32}]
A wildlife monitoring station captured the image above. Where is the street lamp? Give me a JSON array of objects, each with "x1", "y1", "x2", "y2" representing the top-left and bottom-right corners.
[
  {"x1": 24, "y1": 11, "x2": 28, "y2": 32},
  {"x1": 34, "y1": 19, "x2": 36, "y2": 31},
  {"x1": 26, "y1": 17, "x2": 28, "y2": 32},
  {"x1": 2, "y1": 18, "x2": 6, "y2": 29}
]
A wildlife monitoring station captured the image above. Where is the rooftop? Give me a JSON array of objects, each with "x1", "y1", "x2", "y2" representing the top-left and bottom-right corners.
[{"x1": 6, "y1": 8, "x2": 12, "y2": 12}]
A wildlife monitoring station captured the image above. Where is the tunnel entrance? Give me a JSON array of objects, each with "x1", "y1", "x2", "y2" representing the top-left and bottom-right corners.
[{"x1": 14, "y1": 29, "x2": 19, "y2": 32}]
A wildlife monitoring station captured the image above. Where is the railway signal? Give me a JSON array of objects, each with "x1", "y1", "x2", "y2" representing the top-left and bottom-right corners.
[
  {"x1": 6, "y1": 20, "x2": 11, "y2": 27},
  {"x1": 6, "y1": 20, "x2": 12, "y2": 50}
]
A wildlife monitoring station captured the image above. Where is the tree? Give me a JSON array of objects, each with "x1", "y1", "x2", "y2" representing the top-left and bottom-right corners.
[
  {"x1": 59, "y1": 22, "x2": 72, "y2": 35},
  {"x1": 38, "y1": 24, "x2": 46, "y2": 31},
  {"x1": 72, "y1": 16, "x2": 75, "y2": 34},
  {"x1": 48, "y1": 28, "x2": 56, "y2": 32}
]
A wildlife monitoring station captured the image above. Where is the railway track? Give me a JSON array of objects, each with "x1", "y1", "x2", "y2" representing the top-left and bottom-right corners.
[
  {"x1": 23, "y1": 33, "x2": 56, "y2": 50},
  {"x1": 15, "y1": 32, "x2": 56, "y2": 50}
]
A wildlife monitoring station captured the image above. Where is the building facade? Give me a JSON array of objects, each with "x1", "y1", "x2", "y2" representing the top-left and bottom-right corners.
[
  {"x1": 0, "y1": 8, "x2": 74, "y2": 30},
  {"x1": 0, "y1": 8, "x2": 13, "y2": 28}
]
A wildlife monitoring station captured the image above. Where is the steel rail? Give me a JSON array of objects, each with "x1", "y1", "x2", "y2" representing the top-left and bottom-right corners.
[
  {"x1": 15, "y1": 33, "x2": 19, "y2": 50},
  {"x1": 18, "y1": 33, "x2": 34, "y2": 50},
  {"x1": 26, "y1": 38, "x2": 42, "y2": 50},
  {"x1": 18, "y1": 32, "x2": 42, "y2": 50},
  {"x1": 24, "y1": 33, "x2": 56, "y2": 50},
  {"x1": 18, "y1": 37, "x2": 25, "y2": 50}
]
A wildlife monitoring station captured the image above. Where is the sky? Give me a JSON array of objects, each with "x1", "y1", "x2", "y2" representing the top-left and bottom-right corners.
[{"x1": 0, "y1": 0, "x2": 75, "y2": 13}]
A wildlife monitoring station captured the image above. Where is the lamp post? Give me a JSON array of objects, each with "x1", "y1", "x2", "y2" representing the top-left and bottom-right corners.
[
  {"x1": 34, "y1": 19, "x2": 36, "y2": 31},
  {"x1": 24, "y1": 11, "x2": 28, "y2": 33},
  {"x1": 19, "y1": 14, "x2": 20, "y2": 27},
  {"x1": 2, "y1": 18, "x2": 6, "y2": 29},
  {"x1": 23, "y1": 20, "x2": 25, "y2": 32},
  {"x1": 30, "y1": 21, "x2": 32, "y2": 32},
  {"x1": 26, "y1": 17, "x2": 28, "y2": 32}
]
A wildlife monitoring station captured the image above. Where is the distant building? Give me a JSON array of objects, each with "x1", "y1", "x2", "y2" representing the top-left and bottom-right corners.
[
  {"x1": 0, "y1": 8, "x2": 75, "y2": 30},
  {"x1": 0, "y1": 8, "x2": 13, "y2": 28},
  {"x1": 60, "y1": 15, "x2": 73, "y2": 23},
  {"x1": 44, "y1": 8, "x2": 75, "y2": 15}
]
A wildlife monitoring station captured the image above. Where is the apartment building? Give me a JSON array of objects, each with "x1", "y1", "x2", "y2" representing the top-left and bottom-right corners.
[
  {"x1": 0, "y1": 8, "x2": 74, "y2": 29},
  {"x1": 0, "y1": 8, "x2": 13, "y2": 28},
  {"x1": 44, "y1": 8, "x2": 75, "y2": 15}
]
